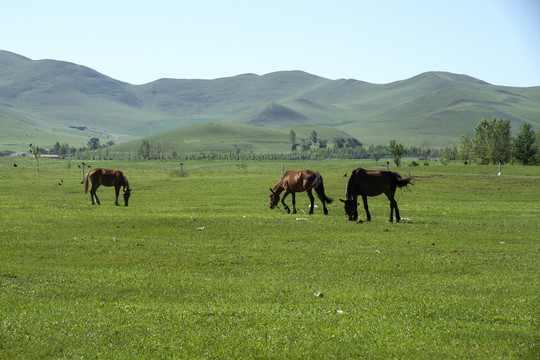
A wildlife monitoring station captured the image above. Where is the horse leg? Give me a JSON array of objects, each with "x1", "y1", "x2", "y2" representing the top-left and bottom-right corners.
[
  {"x1": 393, "y1": 199, "x2": 400, "y2": 222},
  {"x1": 362, "y1": 195, "x2": 371, "y2": 222},
  {"x1": 308, "y1": 190, "x2": 328, "y2": 215},
  {"x1": 291, "y1": 192, "x2": 297, "y2": 214},
  {"x1": 281, "y1": 191, "x2": 291, "y2": 214},
  {"x1": 114, "y1": 185, "x2": 121, "y2": 206},
  {"x1": 307, "y1": 190, "x2": 315, "y2": 215},
  {"x1": 91, "y1": 184, "x2": 101, "y2": 205},
  {"x1": 389, "y1": 199, "x2": 394, "y2": 222},
  {"x1": 386, "y1": 190, "x2": 400, "y2": 222}
]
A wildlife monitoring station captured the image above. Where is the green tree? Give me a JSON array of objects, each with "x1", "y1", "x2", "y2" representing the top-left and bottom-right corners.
[
  {"x1": 52, "y1": 142, "x2": 61, "y2": 154},
  {"x1": 28, "y1": 143, "x2": 42, "y2": 173},
  {"x1": 87, "y1": 137, "x2": 100, "y2": 150},
  {"x1": 388, "y1": 139, "x2": 404, "y2": 167},
  {"x1": 473, "y1": 117, "x2": 512, "y2": 164},
  {"x1": 310, "y1": 130, "x2": 318, "y2": 144},
  {"x1": 457, "y1": 133, "x2": 473, "y2": 164},
  {"x1": 289, "y1": 130, "x2": 297, "y2": 152},
  {"x1": 473, "y1": 118, "x2": 491, "y2": 164},
  {"x1": 300, "y1": 138, "x2": 312, "y2": 151},
  {"x1": 421, "y1": 140, "x2": 431, "y2": 160},
  {"x1": 373, "y1": 153, "x2": 381, "y2": 166},
  {"x1": 514, "y1": 121, "x2": 537, "y2": 165},
  {"x1": 345, "y1": 138, "x2": 362, "y2": 148},
  {"x1": 138, "y1": 139, "x2": 151, "y2": 159},
  {"x1": 441, "y1": 144, "x2": 457, "y2": 165},
  {"x1": 333, "y1": 137, "x2": 345, "y2": 149},
  {"x1": 58, "y1": 143, "x2": 69, "y2": 159},
  {"x1": 234, "y1": 144, "x2": 242, "y2": 160},
  {"x1": 491, "y1": 118, "x2": 512, "y2": 164}
]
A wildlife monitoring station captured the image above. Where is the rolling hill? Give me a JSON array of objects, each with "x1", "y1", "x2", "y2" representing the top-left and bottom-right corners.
[
  {"x1": 1, "y1": 50, "x2": 539, "y2": 152},
  {"x1": 111, "y1": 122, "x2": 353, "y2": 155}
]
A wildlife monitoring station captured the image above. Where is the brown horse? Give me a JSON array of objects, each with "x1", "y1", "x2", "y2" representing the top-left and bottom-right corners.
[
  {"x1": 84, "y1": 168, "x2": 131, "y2": 206},
  {"x1": 340, "y1": 168, "x2": 411, "y2": 222},
  {"x1": 269, "y1": 170, "x2": 333, "y2": 215}
]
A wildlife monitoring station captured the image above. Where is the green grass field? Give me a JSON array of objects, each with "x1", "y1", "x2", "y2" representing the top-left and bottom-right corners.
[{"x1": 1, "y1": 158, "x2": 538, "y2": 359}]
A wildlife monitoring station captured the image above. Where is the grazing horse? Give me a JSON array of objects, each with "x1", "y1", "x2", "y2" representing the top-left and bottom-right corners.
[
  {"x1": 340, "y1": 168, "x2": 411, "y2": 222},
  {"x1": 84, "y1": 168, "x2": 131, "y2": 206},
  {"x1": 269, "y1": 170, "x2": 333, "y2": 215}
]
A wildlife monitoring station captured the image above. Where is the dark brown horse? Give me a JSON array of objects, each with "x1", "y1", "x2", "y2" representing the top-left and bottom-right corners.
[
  {"x1": 340, "y1": 168, "x2": 411, "y2": 222},
  {"x1": 84, "y1": 168, "x2": 131, "y2": 206},
  {"x1": 269, "y1": 170, "x2": 333, "y2": 215}
]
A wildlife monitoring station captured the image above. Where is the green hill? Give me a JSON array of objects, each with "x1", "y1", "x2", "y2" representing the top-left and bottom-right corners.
[
  {"x1": 1, "y1": 50, "x2": 539, "y2": 152},
  {"x1": 111, "y1": 122, "x2": 352, "y2": 154}
]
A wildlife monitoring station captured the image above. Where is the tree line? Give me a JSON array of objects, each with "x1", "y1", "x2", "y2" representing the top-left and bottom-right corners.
[
  {"x1": 0, "y1": 137, "x2": 116, "y2": 160},
  {"x1": 6, "y1": 119, "x2": 538, "y2": 165},
  {"x1": 452, "y1": 118, "x2": 539, "y2": 165}
]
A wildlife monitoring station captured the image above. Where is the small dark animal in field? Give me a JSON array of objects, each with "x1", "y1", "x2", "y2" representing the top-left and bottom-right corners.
[
  {"x1": 269, "y1": 169, "x2": 333, "y2": 215},
  {"x1": 84, "y1": 168, "x2": 131, "y2": 206},
  {"x1": 340, "y1": 168, "x2": 411, "y2": 222}
]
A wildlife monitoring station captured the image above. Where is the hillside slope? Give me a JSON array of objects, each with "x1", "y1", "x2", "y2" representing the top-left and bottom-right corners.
[
  {"x1": 111, "y1": 122, "x2": 353, "y2": 154},
  {"x1": 1, "y1": 50, "x2": 539, "y2": 151}
]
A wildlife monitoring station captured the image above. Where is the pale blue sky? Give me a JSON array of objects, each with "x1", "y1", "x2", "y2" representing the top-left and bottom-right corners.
[{"x1": 2, "y1": 0, "x2": 539, "y2": 86}]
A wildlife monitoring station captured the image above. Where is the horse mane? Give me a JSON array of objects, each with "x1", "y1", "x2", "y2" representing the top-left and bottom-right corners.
[
  {"x1": 272, "y1": 179, "x2": 285, "y2": 195},
  {"x1": 122, "y1": 173, "x2": 130, "y2": 189},
  {"x1": 345, "y1": 168, "x2": 362, "y2": 199}
]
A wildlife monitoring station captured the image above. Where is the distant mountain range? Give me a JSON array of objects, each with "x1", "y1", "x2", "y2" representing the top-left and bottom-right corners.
[{"x1": 1, "y1": 50, "x2": 539, "y2": 152}]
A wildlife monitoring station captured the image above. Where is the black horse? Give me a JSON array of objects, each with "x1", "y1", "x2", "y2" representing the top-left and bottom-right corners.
[{"x1": 340, "y1": 168, "x2": 411, "y2": 222}]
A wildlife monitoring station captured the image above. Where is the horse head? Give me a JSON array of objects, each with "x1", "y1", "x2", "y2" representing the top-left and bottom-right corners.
[
  {"x1": 123, "y1": 187, "x2": 131, "y2": 206},
  {"x1": 269, "y1": 188, "x2": 280, "y2": 209},
  {"x1": 340, "y1": 199, "x2": 358, "y2": 221}
]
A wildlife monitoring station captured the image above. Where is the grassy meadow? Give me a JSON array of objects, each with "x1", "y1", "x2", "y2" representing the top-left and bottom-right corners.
[{"x1": 0, "y1": 157, "x2": 538, "y2": 359}]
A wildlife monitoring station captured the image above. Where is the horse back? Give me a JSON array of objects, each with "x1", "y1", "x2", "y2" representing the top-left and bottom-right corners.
[
  {"x1": 350, "y1": 168, "x2": 395, "y2": 196},
  {"x1": 281, "y1": 169, "x2": 316, "y2": 192},
  {"x1": 90, "y1": 168, "x2": 127, "y2": 187}
]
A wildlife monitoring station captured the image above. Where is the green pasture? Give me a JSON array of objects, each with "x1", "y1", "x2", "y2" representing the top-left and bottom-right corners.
[{"x1": 0, "y1": 158, "x2": 538, "y2": 359}]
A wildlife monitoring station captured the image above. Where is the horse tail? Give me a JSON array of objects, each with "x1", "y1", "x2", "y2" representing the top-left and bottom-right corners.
[
  {"x1": 396, "y1": 171, "x2": 412, "y2": 188},
  {"x1": 313, "y1": 172, "x2": 333, "y2": 204},
  {"x1": 84, "y1": 171, "x2": 90, "y2": 194}
]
